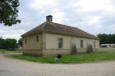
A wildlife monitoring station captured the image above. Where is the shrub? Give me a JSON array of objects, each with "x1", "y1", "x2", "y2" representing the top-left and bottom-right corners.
[
  {"x1": 71, "y1": 44, "x2": 77, "y2": 55},
  {"x1": 86, "y1": 44, "x2": 93, "y2": 53}
]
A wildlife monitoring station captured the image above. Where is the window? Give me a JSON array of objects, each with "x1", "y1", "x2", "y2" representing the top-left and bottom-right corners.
[
  {"x1": 58, "y1": 38, "x2": 63, "y2": 48},
  {"x1": 94, "y1": 41, "x2": 96, "y2": 48},
  {"x1": 36, "y1": 35, "x2": 39, "y2": 42},
  {"x1": 80, "y1": 40, "x2": 83, "y2": 48}
]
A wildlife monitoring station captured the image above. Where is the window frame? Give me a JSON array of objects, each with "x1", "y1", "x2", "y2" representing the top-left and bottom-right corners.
[
  {"x1": 80, "y1": 40, "x2": 83, "y2": 48},
  {"x1": 58, "y1": 38, "x2": 63, "y2": 49}
]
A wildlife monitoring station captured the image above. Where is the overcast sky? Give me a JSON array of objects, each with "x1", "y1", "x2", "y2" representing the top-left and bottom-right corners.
[{"x1": 0, "y1": 0, "x2": 115, "y2": 40}]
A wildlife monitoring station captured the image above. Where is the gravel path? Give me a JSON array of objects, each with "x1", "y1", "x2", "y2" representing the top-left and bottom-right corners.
[{"x1": 0, "y1": 54, "x2": 115, "y2": 76}]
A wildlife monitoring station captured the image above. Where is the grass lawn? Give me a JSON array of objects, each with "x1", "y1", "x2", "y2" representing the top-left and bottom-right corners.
[
  {"x1": 0, "y1": 49, "x2": 22, "y2": 54},
  {"x1": 9, "y1": 50, "x2": 115, "y2": 64}
]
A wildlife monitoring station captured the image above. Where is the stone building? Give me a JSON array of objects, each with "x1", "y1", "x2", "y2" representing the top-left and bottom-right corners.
[{"x1": 22, "y1": 15, "x2": 100, "y2": 56}]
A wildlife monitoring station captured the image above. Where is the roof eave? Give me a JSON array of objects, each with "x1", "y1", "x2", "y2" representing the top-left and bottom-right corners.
[
  {"x1": 21, "y1": 30, "x2": 43, "y2": 37},
  {"x1": 43, "y1": 30, "x2": 99, "y2": 40}
]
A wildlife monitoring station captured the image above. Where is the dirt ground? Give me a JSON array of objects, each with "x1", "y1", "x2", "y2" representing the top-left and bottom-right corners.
[{"x1": 0, "y1": 54, "x2": 115, "y2": 76}]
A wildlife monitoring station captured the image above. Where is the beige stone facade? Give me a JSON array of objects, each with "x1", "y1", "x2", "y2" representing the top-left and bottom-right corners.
[
  {"x1": 22, "y1": 15, "x2": 100, "y2": 56},
  {"x1": 23, "y1": 32, "x2": 99, "y2": 56}
]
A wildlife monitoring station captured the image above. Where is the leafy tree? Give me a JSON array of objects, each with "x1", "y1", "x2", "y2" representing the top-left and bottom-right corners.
[
  {"x1": 0, "y1": 0, "x2": 21, "y2": 26},
  {"x1": 97, "y1": 34, "x2": 107, "y2": 44},
  {"x1": 5, "y1": 38, "x2": 18, "y2": 50},
  {"x1": 18, "y1": 38, "x2": 23, "y2": 47},
  {"x1": 0, "y1": 37, "x2": 18, "y2": 50},
  {"x1": 0, "y1": 37, "x2": 5, "y2": 49},
  {"x1": 111, "y1": 34, "x2": 115, "y2": 43},
  {"x1": 97, "y1": 33, "x2": 115, "y2": 44}
]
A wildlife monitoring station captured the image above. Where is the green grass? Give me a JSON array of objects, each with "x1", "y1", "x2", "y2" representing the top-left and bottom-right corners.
[
  {"x1": 0, "y1": 49, "x2": 22, "y2": 54},
  {"x1": 9, "y1": 50, "x2": 115, "y2": 64}
]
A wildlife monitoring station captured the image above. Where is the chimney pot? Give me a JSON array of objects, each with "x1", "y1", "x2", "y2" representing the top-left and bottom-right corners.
[{"x1": 46, "y1": 15, "x2": 52, "y2": 22}]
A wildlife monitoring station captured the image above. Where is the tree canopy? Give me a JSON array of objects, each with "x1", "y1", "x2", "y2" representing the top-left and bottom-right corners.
[
  {"x1": 97, "y1": 33, "x2": 115, "y2": 44},
  {"x1": 0, "y1": 0, "x2": 21, "y2": 26},
  {"x1": 0, "y1": 37, "x2": 18, "y2": 50},
  {"x1": 18, "y1": 38, "x2": 23, "y2": 47}
]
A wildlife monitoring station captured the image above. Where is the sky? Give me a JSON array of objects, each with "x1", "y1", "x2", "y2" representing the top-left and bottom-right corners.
[{"x1": 0, "y1": 0, "x2": 115, "y2": 40}]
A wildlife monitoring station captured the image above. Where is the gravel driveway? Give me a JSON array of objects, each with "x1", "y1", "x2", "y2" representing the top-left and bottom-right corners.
[{"x1": 0, "y1": 54, "x2": 115, "y2": 76}]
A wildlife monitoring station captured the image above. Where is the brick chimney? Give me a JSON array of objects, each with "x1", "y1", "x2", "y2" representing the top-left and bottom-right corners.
[{"x1": 46, "y1": 15, "x2": 53, "y2": 22}]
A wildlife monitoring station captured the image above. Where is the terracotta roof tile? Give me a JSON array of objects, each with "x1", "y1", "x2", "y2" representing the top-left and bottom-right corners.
[{"x1": 22, "y1": 22, "x2": 99, "y2": 40}]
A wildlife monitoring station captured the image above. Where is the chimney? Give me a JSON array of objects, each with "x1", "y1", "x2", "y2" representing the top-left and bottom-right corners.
[{"x1": 46, "y1": 15, "x2": 53, "y2": 22}]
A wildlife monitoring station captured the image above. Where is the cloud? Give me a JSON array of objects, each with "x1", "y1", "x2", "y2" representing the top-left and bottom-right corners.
[
  {"x1": 100, "y1": 15, "x2": 115, "y2": 26},
  {"x1": 0, "y1": 26, "x2": 25, "y2": 40},
  {"x1": 81, "y1": 16, "x2": 101, "y2": 25},
  {"x1": 0, "y1": 0, "x2": 115, "y2": 40},
  {"x1": 72, "y1": 0, "x2": 115, "y2": 12},
  {"x1": 51, "y1": 9, "x2": 65, "y2": 23},
  {"x1": 99, "y1": 24, "x2": 115, "y2": 34},
  {"x1": 30, "y1": 0, "x2": 58, "y2": 9}
]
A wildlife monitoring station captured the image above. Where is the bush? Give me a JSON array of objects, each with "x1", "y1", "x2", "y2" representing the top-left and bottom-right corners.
[
  {"x1": 86, "y1": 44, "x2": 93, "y2": 53},
  {"x1": 71, "y1": 44, "x2": 77, "y2": 55}
]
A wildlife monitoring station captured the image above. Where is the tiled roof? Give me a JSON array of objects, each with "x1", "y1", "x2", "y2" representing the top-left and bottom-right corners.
[{"x1": 22, "y1": 22, "x2": 99, "y2": 40}]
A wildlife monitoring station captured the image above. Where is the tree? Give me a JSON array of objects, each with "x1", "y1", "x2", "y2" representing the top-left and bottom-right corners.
[
  {"x1": 18, "y1": 38, "x2": 23, "y2": 47},
  {"x1": 5, "y1": 38, "x2": 18, "y2": 50},
  {"x1": 0, "y1": 37, "x2": 6, "y2": 49},
  {"x1": 97, "y1": 33, "x2": 115, "y2": 44},
  {"x1": 0, "y1": 0, "x2": 21, "y2": 26},
  {"x1": 0, "y1": 38, "x2": 18, "y2": 50},
  {"x1": 97, "y1": 34, "x2": 108, "y2": 44}
]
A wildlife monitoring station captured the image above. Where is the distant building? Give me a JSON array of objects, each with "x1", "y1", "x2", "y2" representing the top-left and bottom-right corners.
[
  {"x1": 21, "y1": 15, "x2": 100, "y2": 56},
  {"x1": 101, "y1": 44, "x2": 115, "y2": 48}
]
